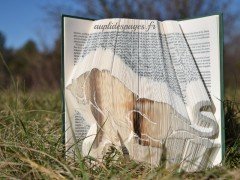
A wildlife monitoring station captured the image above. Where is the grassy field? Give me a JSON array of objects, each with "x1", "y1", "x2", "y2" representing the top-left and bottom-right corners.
[{"x1": 0, "y1": 87, "x2": 240, "y2": 179}]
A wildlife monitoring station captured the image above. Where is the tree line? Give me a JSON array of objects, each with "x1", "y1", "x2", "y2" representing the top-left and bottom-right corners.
[
  {"x1": 0, "y1": 0, "x2": 239, "y2": 91},
  {"x1": 0, "y1": 32, "x2": 60, "y2": 90}
]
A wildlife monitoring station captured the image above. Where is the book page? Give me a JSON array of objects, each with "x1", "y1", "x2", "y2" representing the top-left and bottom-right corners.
[
  {"x1": 64, "y1": 15, "x2": 222, "y2": 171},
  {"x1": 63, "y1": 17, "x2": 93, "y2": 153},
  {"x1": 178, "y1": 15, "x2": 222, "y2": 165}
]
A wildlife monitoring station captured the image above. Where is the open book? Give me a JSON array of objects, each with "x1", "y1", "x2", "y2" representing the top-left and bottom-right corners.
[{"x1": 62, "y1": 14, "x2": 224, "y2": 172}]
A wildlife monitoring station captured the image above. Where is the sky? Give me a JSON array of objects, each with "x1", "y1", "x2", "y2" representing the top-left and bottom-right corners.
[
  {"x1": 0, "y1": 0, "x2": 67, "y2": 50},
  {"x1": 0, "y1": 0, "x2": 239, "y2": 51}
]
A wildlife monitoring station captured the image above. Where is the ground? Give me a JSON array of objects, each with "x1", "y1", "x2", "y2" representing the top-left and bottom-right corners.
[{"x1": 0, "y1": 88, "x2": 239, "y2": 179}]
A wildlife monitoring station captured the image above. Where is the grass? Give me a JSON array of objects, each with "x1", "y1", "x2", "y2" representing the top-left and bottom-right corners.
[{"x1": 0, "y1": 87, "x2": 240, "y2": 179}]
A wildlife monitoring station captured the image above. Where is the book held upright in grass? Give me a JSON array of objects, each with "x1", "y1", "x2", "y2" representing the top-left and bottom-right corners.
[{"x1": 62, "y1": 14, "x2": 224, "y2": 172}]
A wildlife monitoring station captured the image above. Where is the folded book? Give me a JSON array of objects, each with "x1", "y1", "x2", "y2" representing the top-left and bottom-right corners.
[{"x1": 62, "y1": 14, "x2": 224, "y2": 172}]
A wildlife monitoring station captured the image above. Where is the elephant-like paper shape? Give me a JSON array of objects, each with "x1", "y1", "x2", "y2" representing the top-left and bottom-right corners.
[{"x1": 66, "y1": 19, "x2": 220, "y2": 172}]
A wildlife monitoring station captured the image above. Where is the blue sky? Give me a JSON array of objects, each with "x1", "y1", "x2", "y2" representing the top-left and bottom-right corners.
[
  {"x1": 0, "y1": 0, "x2": 239, "y2": 50},
  {"x1": 0, "y1": 0, "x2": 68, "y2": 50}
]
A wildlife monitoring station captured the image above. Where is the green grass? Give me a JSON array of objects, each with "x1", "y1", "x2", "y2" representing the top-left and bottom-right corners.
[{"x1": 0, "y1": 88, "x2": 240, "y2": 179}]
